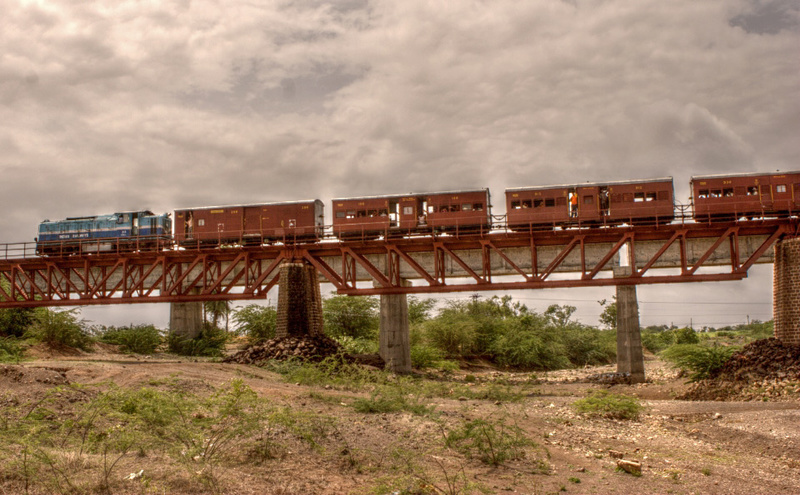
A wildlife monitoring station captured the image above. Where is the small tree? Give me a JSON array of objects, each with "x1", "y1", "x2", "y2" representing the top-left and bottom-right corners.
[
  {"x1": 322, "y1": 296, "x2": 379, "y2": 339},
  {"x1": 25, "y1": 308, "x2": 93, "y2": 351},
  {"x1": 598, "y1": 298, "x2": 617, "y2": 329},
  {"x1": 232, "y1": 304, "x2": 277, "y2": 343}
]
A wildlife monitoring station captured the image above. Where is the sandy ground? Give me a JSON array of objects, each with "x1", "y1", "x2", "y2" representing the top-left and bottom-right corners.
[{"x1": 1, "y1": 346, "x2": 798, "y2": 495}]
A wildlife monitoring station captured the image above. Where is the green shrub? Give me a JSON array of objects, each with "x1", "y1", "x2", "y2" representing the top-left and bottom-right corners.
[
  {"x1": 421, "y1": 315, "x2": 478, "y2": 357},
  {"x1": 231, "y1": 304, "x2": 277, "y2": 343},
  {"x1": 323, "y1": 295, "x2": 379, "y2": 339},
  {"x1": 573, "y1": 389, "x2": 643, "y2": 420},
  {"x1": 445, "y1": 417, "x2": 535, "y2": 466},
  {"x1": 0, "y1": 307, "x2": 35, "y2": 338},
  {"x1": 674, "y1": 327, "x2": 699, "y2": 345},
  {"x1": 167, "y1": 323, "x2": 228, "y2": 357},
  {"x1": 351, "y1": 386, "x2": 435, "y2": 416},
  {"x1": 97, "y1": 324, "x2": 162, "y2": 354},
  {"x1": 561, "y1": 325, "x2": 616, "y2": 367},
  {"x1": 25, "y1": 308, "x2": 93, "y2": 351},
  {"x1": 0, "y1": 336, "x2": 24, "y2": 363},
  {"x1": 489, "y1": 318, "x2": 569, "y2": 370},
  {"x1": 334, "y1": 336, "x2": 379, "y2": 355},
  {"x1": 660, "y1": 344, "x2": 739, "y2": 381}
]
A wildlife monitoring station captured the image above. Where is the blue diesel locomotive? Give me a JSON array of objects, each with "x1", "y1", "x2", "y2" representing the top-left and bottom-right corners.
[{"x1": 36, "y1": 210, "x2": 172, "y2": 255}]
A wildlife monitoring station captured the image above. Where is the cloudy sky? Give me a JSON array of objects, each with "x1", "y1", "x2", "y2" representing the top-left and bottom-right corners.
[{"x1": 1, "y1": 0, "x2": 797, "y2": 328}]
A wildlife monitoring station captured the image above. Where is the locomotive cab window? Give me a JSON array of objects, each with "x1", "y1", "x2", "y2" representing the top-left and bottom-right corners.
[{"x1": 777, "y1": 184, "x2": 787, "y2": 193}]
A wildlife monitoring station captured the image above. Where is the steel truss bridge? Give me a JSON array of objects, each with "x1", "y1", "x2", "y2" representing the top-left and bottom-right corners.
[{"x1": 1, "y1": 220, "x2": 798, "y2": 309}]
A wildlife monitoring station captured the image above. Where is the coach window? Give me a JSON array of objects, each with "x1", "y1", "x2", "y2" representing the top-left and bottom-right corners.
[
  {"x1": 777, "y1": 184, "x2": 787, "y2": 193},
  {"x1": 723, "y1": 188, "x2": 734, "y2": 197},
  {"x1": 646, "y1": 192, "x2": 657, "y2": 201},
  {"x1": 634, "y1": 193, "x2": 645, "y2": 202},
  {"x1": 522, "y1": 200, "x2": 532, "y2": 208},
  {"x1": 368, "y1": 209, "x2": 378, "y2": 217},
  {"x1": 346, "y1": 210, "x2": 356, "y2": 219},
  {"x1": 462, "y1": 203, "x2": 472, "y2": 211},
  {"x1": 533, "y1": 199, "x2": 543, "y2": 208},
  {"x1": 198, "y1": 219, "x2": 205, "y2": 227},
  {"x1": 336, "y1": 211, "x2": 346, "y2": 218},
  {"x1": 545, "y1": 198, "x2": 555, "y2": 207},
  {"x1": 379, "y1": 209, "x2": 388, "y2": 216},
  {"x1": 698, "y1": 189, "x2": 709, "y2": 198},
  {"x1": 403, "y1": 206, "x2": 414, "y2": 215},
  {"x1": 747, "y1": 186, "x2": 759, "y2": 196},
  {"x1": 451, "y1": 204, "x2": 461, "y2": 212},
  {"x1": 474, "y1": 203, "x2": 483, "y2": 211},
  {"x1": 710, "y1": 190, "x2": 722, "y2": 198},
  {"x1": 511, "y1": 201, "x2": 521, "y2": 209},
  {"x1": 357, "y1": 210, "x2": 366, "y2": 217},
  {"x1": 440, "y1": 205, "x2": 449, "y2": 212}
]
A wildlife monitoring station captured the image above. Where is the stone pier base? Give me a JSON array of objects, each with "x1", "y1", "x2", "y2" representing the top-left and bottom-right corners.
[
  {"x1": 774, "y1": 238, "x2": 800, "y2": 345},
  {"x1": 275, "y1": 262, "x2": 323, "y2": 338},
  {"x1": 379, "y1": 287, "x2": 411, "y2": 373},
  {"x1": 169, "y1": 298, "x2": 203, "y2": 340},
  {"x1": 614, "y1": 267, "x2": 645, "y2": 383}
]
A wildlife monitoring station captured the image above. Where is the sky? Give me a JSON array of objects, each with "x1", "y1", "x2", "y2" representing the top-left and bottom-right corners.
[{"x1": 1, "y1": 0, "x2": 797, "y2": 329}]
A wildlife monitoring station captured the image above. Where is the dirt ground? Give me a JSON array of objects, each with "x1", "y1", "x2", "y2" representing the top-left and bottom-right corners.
[{"x1": 1, "y1": 346, "x2": 798, "y2": 495}]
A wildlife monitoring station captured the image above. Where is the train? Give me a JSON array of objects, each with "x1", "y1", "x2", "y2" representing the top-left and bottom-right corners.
[{"x1": 35, "y1": 170, "x2": 800, "y2": 255}]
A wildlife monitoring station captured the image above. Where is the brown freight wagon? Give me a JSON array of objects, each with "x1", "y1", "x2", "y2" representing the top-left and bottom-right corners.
[
  {"x1": 506, "y1": 177, "x2": 674, "y2": 230},
  {"x1": 174, "y1": 200, "x2": 324, "y2": 246},
  {"x1": 332, "y1": 189, "x2": 491, "y2": 239},
  {"x1": 691, "y1": 171, "x2": 800, "y2": 221}
]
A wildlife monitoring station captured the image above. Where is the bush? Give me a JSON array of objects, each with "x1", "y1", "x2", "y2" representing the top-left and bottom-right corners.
[
  {"x1": 25, "y1": 308, "x2": 93, "y2": 351},
  {"x1": 323, "y1": 296, "x2": 379, "y2": 339},
  {"x1": 0, "y1": 336, "x2": 24, "y2": 363},
  {"x1": 333, "y1": 335, "x2": 378, "y2": 355},
  {"x1": 445, "y1": 417, "x2": 535, "y2": 466},
  {"x1": 421, "y1": 315, "x2": 478, "y2": 357},
  {"x1": 489, "y1": 316, "x2": 569, "y2": 370},
  {"x1": 0, "y1": 307, "x2": 35, "y2": 338},
  {"x1": 660, "y1": 344, "x2": 739, "y2": 381},
  {"x1": 97, "y1": 324, "x2": 162, "y2": 354},
  {"x1": 674, "y1": 327, "x2": 699, "y2": 345},
  {"x1": 232, "y1": 304, "x2": 277, "y2": 343},
  {"x1": 167, "y1": 323, "x2": 228, "y2": 357},
  {"x1": 573, "y1": 389, "x2": 643, "y2": 420},
  {"x1": 561, "y1": 325, "x2": 616, "y2": 367}
]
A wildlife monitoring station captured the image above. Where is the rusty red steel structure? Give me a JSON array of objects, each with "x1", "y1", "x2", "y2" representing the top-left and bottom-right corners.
[{"x1": 0, "y1": 219, "x2": 798, "y2": 308}]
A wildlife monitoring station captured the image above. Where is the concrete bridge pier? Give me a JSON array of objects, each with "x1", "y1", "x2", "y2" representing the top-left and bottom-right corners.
[
  {"x1": 773, "y1": 237, "x2": 800, "y2": 345},
  {"x1": 614, "y1": 266, "x2": 645, "y2": 383},
  {"x1": 275, "y1": 262, "x2": 324, "y2": 338},
  {"x1": 379, "y1": 281, "x2": 412, "y2": 373},
  {"x1": 169, "y1": 288, "x2": 203, "y2": 339}
]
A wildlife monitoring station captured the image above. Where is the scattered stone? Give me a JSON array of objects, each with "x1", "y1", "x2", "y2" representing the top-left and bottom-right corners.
[
  {"x1": 586, "y1": 372, "x2": 631, "y2": 385},
  {"x1": 617, "y1": 459, "x2": 642, "y2": 476},
  {"x1": 223, "y1": 334, "x2": 379, "y2": 367},
  {"x1": 679, "y1": 338, "x2": 800, "y2": 402},
  {"x1": 608, "y1": 450, "x2": 624, "y2": 459}
]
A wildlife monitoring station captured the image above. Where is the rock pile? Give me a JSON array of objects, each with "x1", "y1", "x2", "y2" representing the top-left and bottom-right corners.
[
  {"x1": 680, "y1": 338, "x2": 800, "y2": 401},
  {"x1": 224, "y1": 334, "x2": 346, "y2": 366}
]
